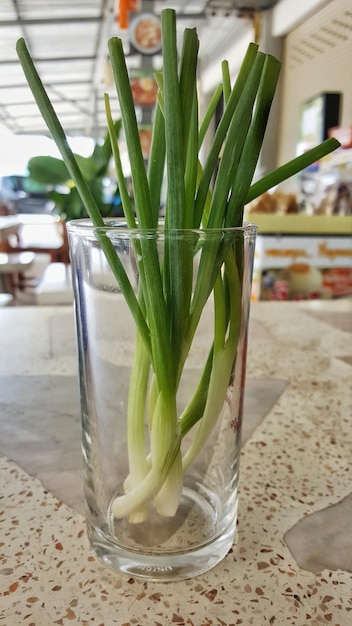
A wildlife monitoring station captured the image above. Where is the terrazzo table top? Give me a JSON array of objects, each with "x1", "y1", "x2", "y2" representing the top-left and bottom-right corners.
[{"x1": 0, "y1": 300, "x2": 351, "y2": 625}]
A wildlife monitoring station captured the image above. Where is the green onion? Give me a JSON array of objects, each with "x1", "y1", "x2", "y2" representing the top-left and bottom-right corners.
[{"x1": 16, "y1": 8, "x2": 340, "y2": 522}]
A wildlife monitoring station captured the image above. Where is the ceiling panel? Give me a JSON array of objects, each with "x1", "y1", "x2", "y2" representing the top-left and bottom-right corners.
[
  {"x1": 0, "y1": 0, "x2": 278, "y2": 138},
  {"x1": 0, "y1": 24, "x2": 23, "y2": 61},
  {"x1": 34, "y1": 60, "x2": 95, "y2": 81},
  {"x1": 26, "y1": 24, "x2": 99, "y2": 55},
  {"x1": 0, "y1": 2, "x2": 17, "y2": 20},
  {"x1": 18, "y1": 0, "x2": 102, "y2": 19}
]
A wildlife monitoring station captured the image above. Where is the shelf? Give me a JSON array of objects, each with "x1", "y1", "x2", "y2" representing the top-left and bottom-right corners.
[{"x1": 247, "y1": 213, "x2": 352, "y2": 235}]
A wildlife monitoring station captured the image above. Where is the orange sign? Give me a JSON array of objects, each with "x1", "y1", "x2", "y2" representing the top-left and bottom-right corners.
[{"x1": 118, "y1": 0, "x2": 140, "y2": 29}]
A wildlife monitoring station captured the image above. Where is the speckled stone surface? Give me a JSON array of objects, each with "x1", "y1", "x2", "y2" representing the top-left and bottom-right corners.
[
  {"x1": 0, "y1": 373, "x2": 286, "y2": 516},
  {"x1": 0, "y1": 300, "x2": 351, "y2": 625}
]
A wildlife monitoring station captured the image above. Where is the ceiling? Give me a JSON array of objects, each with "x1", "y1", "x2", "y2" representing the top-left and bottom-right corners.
[{"x1": 0, "y1": 0, "x2": 283, "y2": 139}]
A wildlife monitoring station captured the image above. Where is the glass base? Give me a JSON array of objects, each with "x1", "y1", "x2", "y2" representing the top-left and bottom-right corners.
[{"x1": 87, "y1": 486, "x2": 237, "y2": 581}]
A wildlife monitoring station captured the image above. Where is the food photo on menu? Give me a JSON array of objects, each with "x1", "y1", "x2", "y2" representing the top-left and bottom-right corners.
[
  {"x1": 129, "y1": 12, "x2": 162, "y2": 55},
  {"x1": 130, "y1": 74, "x2": 158, "y2": 106}
]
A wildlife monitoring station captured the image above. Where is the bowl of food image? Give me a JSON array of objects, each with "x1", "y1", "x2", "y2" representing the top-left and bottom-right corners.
[{"x1": 129, "y1": 13, "x2": 162, "y2": 55}]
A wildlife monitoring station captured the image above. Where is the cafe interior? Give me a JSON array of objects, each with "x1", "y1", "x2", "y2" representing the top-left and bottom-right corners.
[
  {"x1": 1, "y1": 0, "x2": 351, "y2": 623},
  {"x1": 0, "y1": 0, "x2": 351, "y2": 306}
]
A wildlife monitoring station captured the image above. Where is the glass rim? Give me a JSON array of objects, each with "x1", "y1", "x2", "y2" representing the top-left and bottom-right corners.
[{"x1": 66, "y1": 217, "x2": 257, "y2": 236}]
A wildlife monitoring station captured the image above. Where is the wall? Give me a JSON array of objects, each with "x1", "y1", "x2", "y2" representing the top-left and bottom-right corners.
[{"x1": 277, "y1": 0, "x2": 352, "y2": 165}]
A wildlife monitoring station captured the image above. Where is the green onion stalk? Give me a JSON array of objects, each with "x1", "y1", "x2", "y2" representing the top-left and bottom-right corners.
[{"x1": 16, "y1": 8, "x2": 340, "y2": 523}]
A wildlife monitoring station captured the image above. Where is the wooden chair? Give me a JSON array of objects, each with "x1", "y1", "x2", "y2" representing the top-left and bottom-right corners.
[
  {"x1": 12, "y1": 215, "x2": 70, "y2": 265},
  {"x1": 0, "y1": 248, "x2": 35, "y2": 294}
]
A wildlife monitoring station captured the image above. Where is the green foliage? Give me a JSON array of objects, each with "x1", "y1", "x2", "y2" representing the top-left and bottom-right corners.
[{"x1": 27, "y1": 120, "x2": 122, "y2": 220}]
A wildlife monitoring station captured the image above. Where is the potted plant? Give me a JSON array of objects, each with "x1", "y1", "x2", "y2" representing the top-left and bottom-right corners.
[{"x1": 26, "y1": 121, "x2": 122, "y2": 221}]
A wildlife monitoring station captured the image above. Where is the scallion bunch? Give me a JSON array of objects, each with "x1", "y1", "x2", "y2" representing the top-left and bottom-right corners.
[{"x1": 16, "y1": 8, "x2": 339, "y2": 522}]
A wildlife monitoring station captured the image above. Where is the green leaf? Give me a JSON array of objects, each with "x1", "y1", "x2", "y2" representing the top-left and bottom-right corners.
[{"x1": 28, "y1": 155, "x2": 71, "y2": 185}]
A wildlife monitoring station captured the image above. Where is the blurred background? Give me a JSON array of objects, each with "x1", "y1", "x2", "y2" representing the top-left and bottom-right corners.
[{"x1": 0, "y1": 0, "x2": 351, "y2": 305}]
